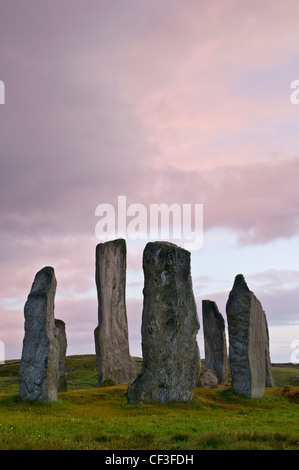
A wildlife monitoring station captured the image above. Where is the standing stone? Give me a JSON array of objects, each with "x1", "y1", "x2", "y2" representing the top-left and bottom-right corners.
[
  {"x1": 202, "y1": 300, "x2": 228, "y2": 384},
  {"x1": 127, "y1": 241, "x2": 200, "y2": 404},
  {"x1": 226, "y1": 274, "x2": 274, "y2": 398},
  {"x1": 94, "y1": 239, "x2": 137, "y2": 385},
  {"x1": 19, "y1": 266, "x2": 67, "y2": 401},
  {"x1": 55, "y1": 319, "x2": 67, "y2": 392}
]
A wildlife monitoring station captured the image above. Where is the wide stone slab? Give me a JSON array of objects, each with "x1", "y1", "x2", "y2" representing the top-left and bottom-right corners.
[{"x1": 127, "y1": 241, "x2": 200, "y2": 404}]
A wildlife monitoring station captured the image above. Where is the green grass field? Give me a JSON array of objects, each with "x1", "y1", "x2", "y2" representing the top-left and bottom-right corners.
[{"x1": 0, "y1": 355, "x2": 298, "y2": 450}]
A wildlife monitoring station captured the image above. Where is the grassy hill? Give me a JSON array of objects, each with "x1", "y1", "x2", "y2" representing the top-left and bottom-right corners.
[{"x1": 0, "y1": 355, "x2": 298, "y2": 450}]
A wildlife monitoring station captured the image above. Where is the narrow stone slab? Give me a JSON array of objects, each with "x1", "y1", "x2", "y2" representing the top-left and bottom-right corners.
[
  {"x1": 226, "y1": 274, "x2": 274, "y2": 398},
  {"x1": 263, "y1": 311, "x2": 275, "y2": 388},
  {"x1": 127, "y1": 241, "x2": 200, "y2": 404},
  {"x1": 94, "y1": 239, "x2": 137, "y2": 385},
  {"x1": 202, "y1": 300, "x2": 228, "y2": 384},
  {"x1": 19, "y1": 267, "x2": 66, "y2": 401},
  {"x1": 55, "y1": 319, "x2": 67, "y2": 392}
]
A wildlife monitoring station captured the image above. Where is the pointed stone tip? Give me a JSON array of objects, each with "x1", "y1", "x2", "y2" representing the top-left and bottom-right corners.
[
  {"x1": 35, "y1": 266, "x2": 55, "y2": 280},
  {"x1": 30, "y1": 266, "x2": 56, "y2": 294},
  {"x1": 233, "y1": 274, "x2": 249, "y2": 289},
  {"x1": 40, "y1": 266, "x2": 55, "y2": 274}
]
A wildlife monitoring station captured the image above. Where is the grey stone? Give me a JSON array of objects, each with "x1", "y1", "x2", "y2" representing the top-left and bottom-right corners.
[
  {"x1": 19, "y1": 266, "x2": 66, "y2": 401},
  {"x1": 94, "y1": 239, "x2": 137, "y2": 385},
  {"x1": 202, "y1": 300, "x2": 228, "y2": 384},
  {"x1": 55, "y1": 319, "x2": 67, "y2": 392},
  {"x1": 198, "y1": 369, "x2": 218, "y2": 388},
  {"x1": 226, "y1": 274, "x2": 274, "y2": 398},
  {"x1": 127, "y1": 241, "x2": 200, "y2": 404},
  {"x1": 264, "y1": 313, "x2": 275, "y2": 388}
]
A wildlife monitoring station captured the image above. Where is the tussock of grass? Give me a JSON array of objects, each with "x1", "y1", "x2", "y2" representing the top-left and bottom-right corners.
[{"x1": 0, "y1": 355, "x2": 298, "y2": 450}]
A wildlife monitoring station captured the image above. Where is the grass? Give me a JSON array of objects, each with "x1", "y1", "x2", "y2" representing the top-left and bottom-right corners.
[{"x1": 0, "y1": 356, "x2": 298, "y2": 450}]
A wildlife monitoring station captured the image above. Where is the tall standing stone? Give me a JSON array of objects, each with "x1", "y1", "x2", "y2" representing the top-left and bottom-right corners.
[
  {"x1": 19, "y1": 267, "x2": 67, "y2": 401},
  {"x1": 202, "y1": 300, "x2": 228, "y2": 384},
  {"x1": 94, "y1": 239, "x2": 137, "y2": 385},
  {"x1": 226, "y1": 274, "x2": 274, "y2": 398},
  {"x1": 127, "y1": 241, "x2": 200, "y2": 404}
]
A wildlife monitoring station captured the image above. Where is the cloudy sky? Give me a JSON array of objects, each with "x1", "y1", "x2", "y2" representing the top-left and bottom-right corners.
[{"x1": 1, "y1": 0, "x2": 299, "y2": 363}]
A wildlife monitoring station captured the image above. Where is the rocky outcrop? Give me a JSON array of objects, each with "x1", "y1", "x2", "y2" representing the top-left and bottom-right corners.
[
  {"x1": 127, "y1": 241, "x2": 200, "y2": 404},
  {"x1": 202, "y1": 300, "x2": 228, "y2": 384},
  {"x1": 226, "y1": 274, "x2": 274, "y2": 398},
  {"x1": 94, "y1": 239, "x2": 137, "y2": 385},
  {"x1": 19, "y1": 267, "x2": 67, "y2": 401}
]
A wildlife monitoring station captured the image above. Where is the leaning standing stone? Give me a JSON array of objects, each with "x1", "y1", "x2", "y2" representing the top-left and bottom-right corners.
[
  {"x1": 19, "y1": 266, "x2": 65, "y2": 401},
  {"x1": 127, "y1": 241, "x2": 200, "y2": 404},
  {"x1": 94, "y1": 239, "x2": 137, "y2": 385},
  {"x1": 226, "y1": 274, "x2": 274, "y2": 398},
  {"x1": 202, "y1": 300, "x2": 228, "y2": 384}
]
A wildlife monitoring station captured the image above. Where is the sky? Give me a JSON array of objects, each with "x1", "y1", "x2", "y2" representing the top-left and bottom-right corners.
[{"x1": 0, "y1": 0, "x2": 299, "y2": 363}]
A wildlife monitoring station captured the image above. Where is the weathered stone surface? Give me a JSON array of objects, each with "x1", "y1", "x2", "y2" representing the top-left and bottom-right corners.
[
  {"x1": 55, "y1": 319, "x2": 67, "y2": 392},
  {"x1": 202, "y1": 300, "x2": 228, "y2": 384},
  {"x1": 94, "y1": 239, "x2": 137, "y2": 385},
  {"x1": 127, "y1": 241, "x2": 200, "y2": 404},
  {"x1": 19, "y1": 266, "x2": 66, "y2": 401},
  {"x1": 226, "y1": 274, "x2": 274, "y2": 398},
  {"x1": 264, "y1": 312, "x2": 275, "y2": 388},
  {"x1": 198, "y1": 369, "x2": 218, "y2": 388}
]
